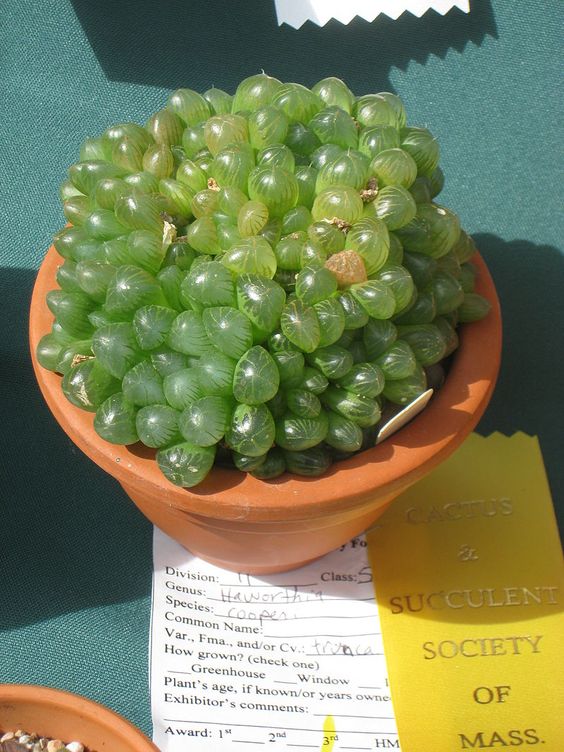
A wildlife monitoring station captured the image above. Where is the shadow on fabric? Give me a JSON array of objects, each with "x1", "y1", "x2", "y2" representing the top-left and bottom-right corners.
[
  {"x1": 474, "y1": 234, "x2": 564, "y2": 537},
  {"x1": 69, "y1": 0, "x2": 497, "y2": 92},
  {"x1": 0, "y1": 267, "x2": 153, "y2": 632}
]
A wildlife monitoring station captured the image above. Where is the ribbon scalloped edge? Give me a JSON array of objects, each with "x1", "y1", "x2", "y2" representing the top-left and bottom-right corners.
[{"x1": 275, "y1": 1, "x2": 470, "y2": 30}]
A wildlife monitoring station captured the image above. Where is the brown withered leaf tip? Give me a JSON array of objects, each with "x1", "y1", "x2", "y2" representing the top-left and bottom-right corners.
[
  {"x1": 360, "y1": 177, "x2": 378, "y2": 203},
  {"x1": 325, "y1": 250, "x2": 368, "y2": 288},
  {"x1": 326, "y1": 216, "x2": 352, "y2": 233}
]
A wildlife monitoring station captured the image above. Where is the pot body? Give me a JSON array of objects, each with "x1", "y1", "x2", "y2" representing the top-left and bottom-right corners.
[
  {"x1": 30, "y1": 246, "x2": 501, "y2": 573},
  {"x1": 0, "y1": 685, "x2": 158, "y2": 752},
  {"x1": 122, "y1": 478, "x2": 399, "y2": 572}
]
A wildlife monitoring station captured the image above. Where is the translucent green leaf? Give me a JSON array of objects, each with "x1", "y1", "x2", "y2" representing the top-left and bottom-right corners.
[
  {"x1": 395, "y1": 203, "x2": 460, "y2": 259},
  {"x1": 306, "y1": 345, "x2": 353, "y2": 379},
  {"x1": 222, "y1": 237, "x2": 278, "y2": 278},
  {"x1": 248, "y1": 105, "x2": 289, "y2": 150},
  {"x1": 150, "y1": 346, "x2": 190, "y2": 377},
  {"x1": 146, "y1": 108, "x2": 185, "y2": 146},
  {"x1": 196, "y1": 351, "x2": 237, "y2": 397},
  {"x1": 157, "y1": 442, "x2": 216, "y2": 487},
  {"x1": 368, "y1": 185, "x2": 416, "y2": 231},
  {"x1": 337, "y1": 292, "x2": 369, "y2": 330},
  {"x1": 286, "y1": 389, "x2": 321, "y2": 418},
  {"x1": 337, "y1": 362, "x2": 385, "y2": 398},
  {"x1": 297, "y1": 366, "x2": 329, "y2": 395},
  {"x1": 275, "y1": 411, "x2": 328, "y2": 451},
  {"x1": 202, "y1": 306, "x2": 253, "y2": 359},
  {"x1": 75, "y1": 260, "x2": 116, "y2": 303},
  {"x1": 114, "y1": 194, "x2": 165, "y2": 234},
  {"x1": 167, "y1": 88, "x2": 211, "y2": 126},
  {"x1": 233, "y1": 346, "x2": 280, "y2": 405},
  {"x1": 382, "y1": 363, "x2": 427, "y2": 405},
  {"x1": 362, "y1": 318, "x2": 398, "y2": 359},
  {"x1": 280, "y1": 300, "x2": 320, "y2": 353},
  {"x1": 400, "y1": 127, "x2": 440, "y2": 177},
  {"x1": 237, "y1": 200, "x2": 269, "y2": 237},
  {"x1": 182, "y1": 261, "x2": 236, "y2": 309},
  {"x1": 92, "y1": 323, "x2": 143, "y2": 379},
  {"x1": 179, "y1": 396, "x2": 231, "y2": 446},
  {"x1": 429, "y1": 270, "x2": 465, "y2": 314},
  {"x1": 312, "y1": 186, "x2": 363, "y2": 224},
  {"x1": 374, "y1": 265, "x2": 416, "y2": 314},
  {"x1": 186, "y1": 215, "x2": 221, "y2": 254},
  {"x1": 167, "y1": 311, "x2": 212, "y2": 356},
  {"x1": 225, "y1": 403, "x2": 275, "y2": 456},
  {"x1": 62, "y1": 359, "x2": 120, "y2": 412},
  {"x1": 94, "y1": 393, "x2": 139, "y2": 444},
  {"x1": 247, "y1": 165, "x2": 299, "y2": 219},
  {"x1": 370, "y1": 148, "x2": 417, "y2": 189},
  {"x1": 122, "y1": 360, "x2": 166, "y2": 406},
  {"x1": 56, "y1": 340, "x2": 94, "y2": 376},
  {"x1": 163, "y1": 367, "x2": 204, "y2": 410},
  {"x1": 192, "y1": 188, "x2": 220, "y2": 218},
  {"x1": 272, "y1": 350, "x2": 306, "y2": 388},
  {"x1": 204, "y1": 114, "x2": 249, "y2": 156},
  {"x1": 457, "y1": 293, "x2": 491, "y2": 323},
  {"x1": 314, "y1": 298, "x2": 346, "y2": 347},
  {"x1": 210, "y1": 142, "x2": 255, "y2": 192},
  {"x1": 105, "y1": 265, "x2": 163, "y2": 316},
  {"x1": 36, "y1": 334, "x2": 64, "y2": 372},
  {"x1": 358, "y1": 125, "x2": 400, "y2": 159},
  {"x1": 309, "y1": 107, "x2": 358, "y2": 150},
  {"x1": 325, "y1": 412, "x2": 363, "y2": 452},
  {"x1": 272, "y1": 83, "x2": 322, "y2": 124},
  {"x1": 374, "y1": 340, "x2": 417, "y2": 380},
  {"x1": 233, "y1": 452, "x2": 267, "y2": 472},
  {"x1": 321, "y1": 387, "x2": 381, "y2": 428},
  {"x1": 46, "y1": 290, "x2": 95, "y2": 339},
  {"x1": 350, "y1": 280, "x2": 396, "y2": 319},
  {"x1": 295, "y1": 266, "x2": 337, "y2": 305},
  {"x1": 251, "y1": 448, "x2": 286, "y2": 479},
  {"x1": 397, "y1": 325, "x2": 447, "y2": 366},
  {"x1": 136, "y1": 404, "x2": 182, "y2": 448},
  {"x1": 284, "y1": 446, "x2": 332, "y2": 477},
  {"x1": 233, "y1": 73, "x2": 283, "y2": 113},
  {"x1": 133, "y1": 305, "x2": 177, "y2": 351}
]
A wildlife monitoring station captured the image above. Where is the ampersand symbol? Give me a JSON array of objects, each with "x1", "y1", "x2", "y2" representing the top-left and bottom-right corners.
[{"x1": 458, "y1": 544, "x2": 479, "y2": 561}]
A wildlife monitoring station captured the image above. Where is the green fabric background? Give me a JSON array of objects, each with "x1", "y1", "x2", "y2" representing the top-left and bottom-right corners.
[{"x1": 1, "y1": 0, "x2": 562, "y2": 740}]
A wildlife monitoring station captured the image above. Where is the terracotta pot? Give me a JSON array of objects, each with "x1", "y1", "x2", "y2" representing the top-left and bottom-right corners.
[
  {"x1": 30, "y1": 245, "x2": 501, "y2": 573},
  {"x1": 0, "y1": 684, "x2": 158, "y2": 751}
]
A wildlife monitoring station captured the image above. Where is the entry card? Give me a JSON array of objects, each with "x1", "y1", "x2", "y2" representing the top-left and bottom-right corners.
[
  {"x1": 150, "y1": 529, "x2": 398, "y2": 749},
  {"x1": 368, "y1": 432, "x2": 564, "y2": 751},
  {"x1": 274, "y1": 1, "x2": 470, "y2": 29},
  {"x1": 150, "y1": 432, "x2": 564, "y2": 750}
]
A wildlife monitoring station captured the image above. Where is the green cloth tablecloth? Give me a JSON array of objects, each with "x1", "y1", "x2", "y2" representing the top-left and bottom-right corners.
[{"x1": 1, "y1": 0, "x2": 562, "y2": 739}]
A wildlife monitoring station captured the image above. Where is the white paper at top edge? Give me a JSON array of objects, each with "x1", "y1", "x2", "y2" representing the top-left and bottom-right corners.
[{"x1": 274, "y1": 0, "x2": 470, "y2": 29}]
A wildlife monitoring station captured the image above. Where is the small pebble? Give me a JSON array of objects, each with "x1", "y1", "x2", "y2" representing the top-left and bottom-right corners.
[
  {"x1": 2, "y1": 741, "x2": 25, "y2": 752},
  {"x1": 46, "y1": 742, "x2": 65, "y2": 752},
  {"x1": 0, "y1": 732, "x2": 89, "y2": 752}
]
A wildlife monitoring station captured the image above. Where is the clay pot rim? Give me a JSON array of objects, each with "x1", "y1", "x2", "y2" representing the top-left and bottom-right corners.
[
  {"x1": 30, "y1": 245, "x2": 502, "y2": 522},
  {"x1": 0, "y1": 683, "x2": 158, "y2": 750}
]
